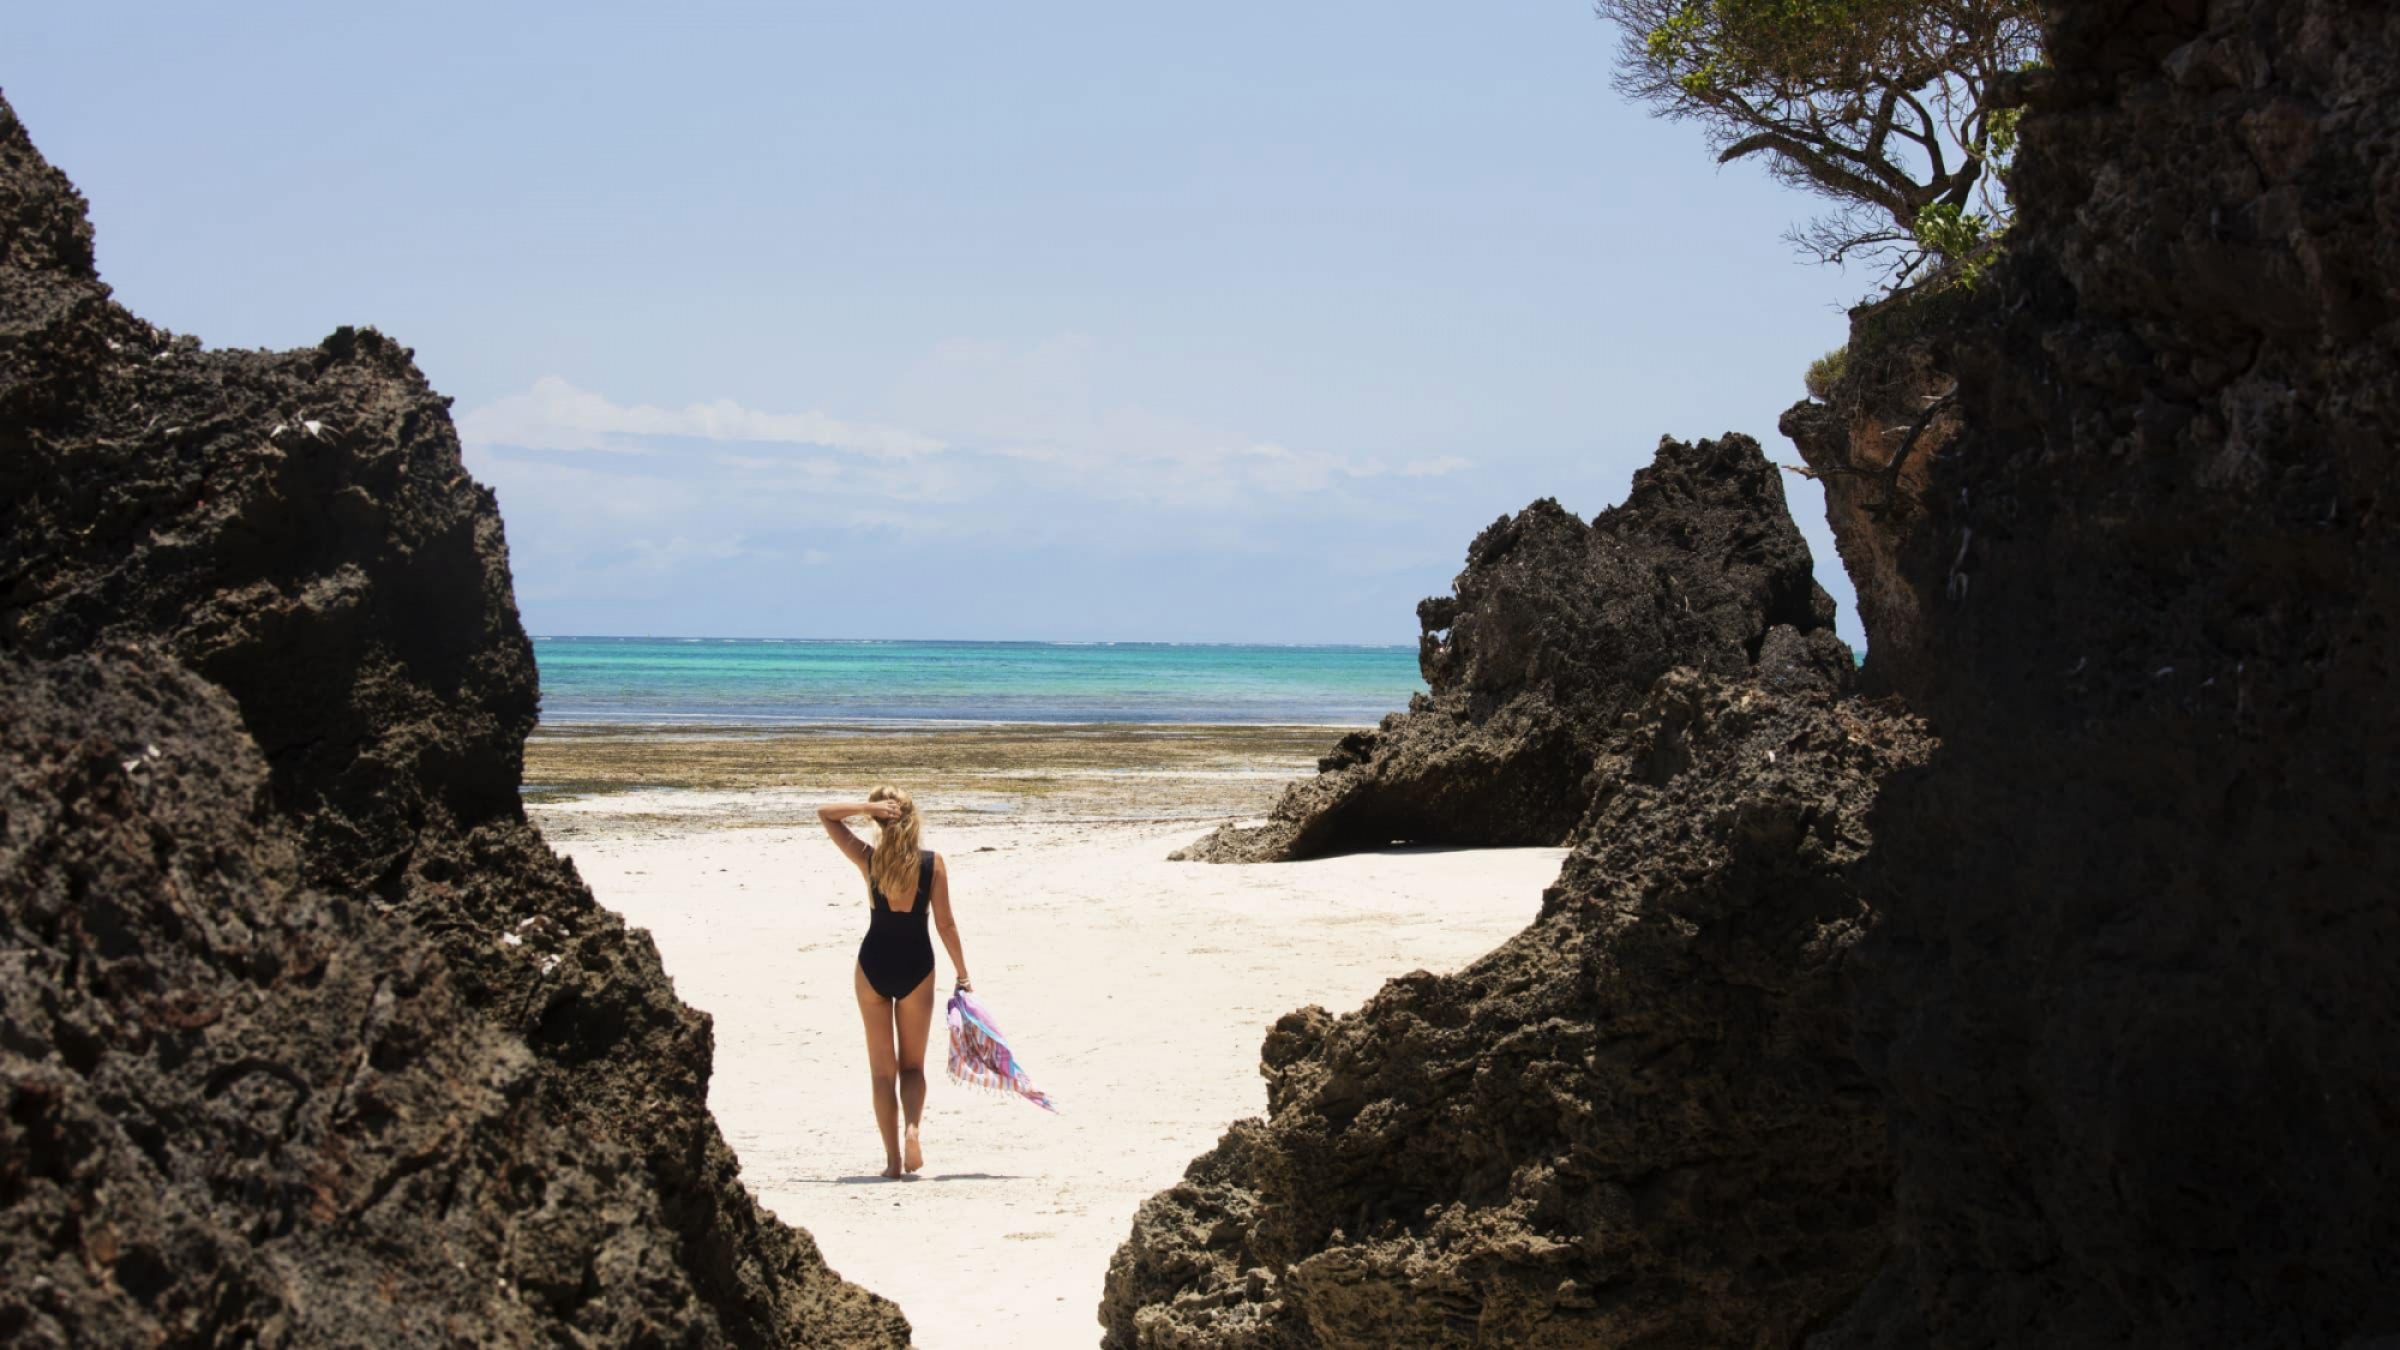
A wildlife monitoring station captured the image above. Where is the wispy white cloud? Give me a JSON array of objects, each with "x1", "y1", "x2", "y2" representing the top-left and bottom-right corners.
[
  {"x1": 621, "y1": 533, "x2": 759, "y2": 576},
  {"x1": 457, "y1": 347, "x2": 1475, "y2": 514},
  {"x1": 883, "y1": 336, "x2": 1476, "y2": 499},
  {"x1": 458, "y1": 375, "x2": 944, "y2": 458},
  {"x1": 464, "y1": 453, "x2": 708, "y2": 523},
  {"x1": 453, "y1": 345, "x2": 1485, "y2": 627}
]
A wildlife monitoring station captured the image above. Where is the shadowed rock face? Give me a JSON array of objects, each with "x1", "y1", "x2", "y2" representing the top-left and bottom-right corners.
[
  {"x1": 1174, "y1": 433, "x2": 1855, "y2": 863},
  {"x1": 1109, "y1": 436, "x2": 1909, "y2": 1350},
  {"x1": 1113, "y1": 2, "x2": 2400, "y2": 1344},
  {"x1": 1106, "y1": 672, "x2": 1929, "y2": 1346},
  {"x1": 0, "y1": 95, "x2": 906, "y2": 1346},
  {"x1": 1792, "y1": 2, "x2": 2400, "y2": 1343}
]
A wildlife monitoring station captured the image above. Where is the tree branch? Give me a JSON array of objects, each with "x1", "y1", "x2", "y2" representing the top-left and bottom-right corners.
[
  {"x1": 1595, "y1": 0, "x2": 2041, "y2": 278},
  {"x1": 1720, "y1": 131, "x2": 1913, "y2": 218}
]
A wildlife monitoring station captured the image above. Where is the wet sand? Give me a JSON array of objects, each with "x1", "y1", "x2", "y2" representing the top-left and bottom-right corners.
[{"x1": 526, "y1": 722, "x2": 1342, "y2": 840}]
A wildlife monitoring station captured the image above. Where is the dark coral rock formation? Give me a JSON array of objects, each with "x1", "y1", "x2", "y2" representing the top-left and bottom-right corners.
[
  {"x1": 1173, "y1": 433, "x2": 1854, "y2": 862},
  {"x1": 1107, "y1": 437, "x2": 1911, "y2": 1347},
  {"x1": 0, "y1": 94, "x2": 906, "y2": 1345},
  {"x1": 1790, "y1": 1, "x2": 2400, "y2": 1342},
  {"x1": 1777, "y1": 295, "x2": 1967, "y2": 704},
  {"x1": 1105, "y1": 672, "x2": 1930, "y2": 1346},
  {"x1": 1118, "y1": 1, "x2": 2400, "y2": 1342}
]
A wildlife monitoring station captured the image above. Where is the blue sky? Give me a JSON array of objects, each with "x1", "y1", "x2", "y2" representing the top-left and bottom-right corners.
[{"x1": 17, "y1": 1, "x2": 1867, "y2": 645}]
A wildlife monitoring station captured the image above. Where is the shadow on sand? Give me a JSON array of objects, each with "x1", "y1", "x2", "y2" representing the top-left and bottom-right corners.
[{"x1": 817, "y1": 1171, "x2": 1024, "y2": 1185}]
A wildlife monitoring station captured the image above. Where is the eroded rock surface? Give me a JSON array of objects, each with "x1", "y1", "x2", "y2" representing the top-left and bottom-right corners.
[
  {"x1": 1793, "y1": 2, "x2": 2400, "y2": 1343},
  {"x1": 1174, "y1": 433, "x2": 1853, "y2": 863},
  {"x1": 1107, "y1": 436, "x2": 1910, "y2": 1347},
  {"x1": 1107, "y1": 671, "x2": 1928, "y2": 1346},
  {"x1": 0, "y1": 94, "x2": 905, "y2": 1345},
  {"x1": 1117, "y1": 2, "x2": 2400, "y2": 1344}
]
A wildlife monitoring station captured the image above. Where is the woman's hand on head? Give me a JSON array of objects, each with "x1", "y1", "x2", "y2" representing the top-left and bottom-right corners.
[{"x1": 864, "y1": 800, "x2": 903, "y2": 822}]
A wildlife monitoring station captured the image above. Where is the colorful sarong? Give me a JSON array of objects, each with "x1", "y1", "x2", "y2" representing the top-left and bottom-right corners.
[{"x1": 945, "y1": 989, "x2": 1058, "y2": 1113}]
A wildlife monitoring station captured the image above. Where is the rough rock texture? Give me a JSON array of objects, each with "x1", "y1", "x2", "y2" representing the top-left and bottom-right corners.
[
  {"x1": 1174, "y1": 433, "x2": 1854, "y2": 863},
  {"x1": 1105, "y1": 671, "x2": 1930, "y2": 1346},
  {"x1": 1788, "y1": 2, "x2": 2400, "y2": 1343},
  {"x1": 0, "y1": 94, "x2": 906, "y2": 1345},
  {"x1": 1777, "y1": 294, "x2": 1967, "y2": 704},
  {"x1": 1116, "y1": 3, "x2": 2400, "y2": 1344},
  {"x1": 1107, "y1": 436, "x2": 1913, "y2": 1348}
]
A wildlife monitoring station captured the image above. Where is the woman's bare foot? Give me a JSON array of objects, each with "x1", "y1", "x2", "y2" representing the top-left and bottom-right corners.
[
  {"x1": 880, "y1": 1159, "x2": 904, "y2": 1180},
  {"x1": 903, "y1": 1126, "x2": 924, "y2": 1174}
]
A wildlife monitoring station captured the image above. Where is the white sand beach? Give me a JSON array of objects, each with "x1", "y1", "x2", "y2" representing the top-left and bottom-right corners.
[{"x1": 539, "y1": 802, "x2": 1562, "y2": 1347}]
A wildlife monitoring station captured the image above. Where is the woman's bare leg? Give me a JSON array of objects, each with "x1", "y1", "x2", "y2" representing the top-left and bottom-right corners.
[
  {"x1": 853, "y1": 964, "x2": 903, "y2": 1178},
  {"x1": 894, "y1": 973, "x2": 937, "y2": 1173}
]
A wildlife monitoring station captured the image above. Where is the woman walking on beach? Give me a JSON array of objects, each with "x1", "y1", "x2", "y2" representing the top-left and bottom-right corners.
[{"x1": 819, "y1": 786, "x2": 971, "y2": 1178}]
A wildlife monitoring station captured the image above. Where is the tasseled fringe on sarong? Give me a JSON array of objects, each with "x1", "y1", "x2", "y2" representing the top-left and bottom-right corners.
[{"x1": 946, "y1": 989, "x2": 1058, "y2": 1113}]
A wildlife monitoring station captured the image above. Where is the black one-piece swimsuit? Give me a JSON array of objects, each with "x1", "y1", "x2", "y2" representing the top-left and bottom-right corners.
[{"x1": 856, "y1": 848, "x2": 936, "y2": 999}]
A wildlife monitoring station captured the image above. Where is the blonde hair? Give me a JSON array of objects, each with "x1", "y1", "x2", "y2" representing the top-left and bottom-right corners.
[{"x1": 867, "y1": 785, "x2": 921, "y2": 905}]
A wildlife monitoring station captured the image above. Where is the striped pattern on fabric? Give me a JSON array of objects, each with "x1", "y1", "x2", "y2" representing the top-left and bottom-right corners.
[{"x1": 945, "y1": 989, "x2": 1058, "y2": 1114}]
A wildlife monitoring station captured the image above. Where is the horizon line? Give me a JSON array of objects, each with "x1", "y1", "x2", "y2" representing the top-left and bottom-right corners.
[{"x1": 529, "y1": 633, "x2": 1423, "y2": 650}]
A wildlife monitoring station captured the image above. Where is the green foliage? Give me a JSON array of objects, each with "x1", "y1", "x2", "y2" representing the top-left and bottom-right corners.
[
  {"x1": 1987, "y1": 105, "x2": 2024, "y2": 159},
  {"x1": 1804, "y1": 345, "x2": 1848, "y2": 402},
  {"x1": 1644, "y1": 0, "x2": 1932, "y2": 97},
  {"x1": 1598, "y1": 0, "x2": 2042, "y2": 283},
  {"x1": 1911, "y1": 202, "x2": 1997, "y2": 283},
  {"x1": 1910, "y1": 202, "x2": 1986, "y2": 255}
]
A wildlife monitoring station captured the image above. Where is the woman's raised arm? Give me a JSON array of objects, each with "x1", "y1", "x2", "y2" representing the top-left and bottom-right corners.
[{"x1": 818, "y1": 800, "x2": 895, "y2": 876}]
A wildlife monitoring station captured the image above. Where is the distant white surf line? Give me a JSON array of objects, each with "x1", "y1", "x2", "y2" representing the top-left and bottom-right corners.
[{"x1": 527, "y1": 716, "x2": 1381, "y2": 736}]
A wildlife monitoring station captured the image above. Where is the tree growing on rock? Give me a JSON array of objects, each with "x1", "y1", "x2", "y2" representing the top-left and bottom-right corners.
[{"x1": 1597, "y1": 0, "x2": 2040, "y2": 283}]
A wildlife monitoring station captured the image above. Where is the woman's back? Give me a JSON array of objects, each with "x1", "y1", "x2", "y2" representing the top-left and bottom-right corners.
[
  {"x1": 866, "y1": 846, "x2": 935, "y2": 911},
  {"x1": 858, "y1": 847, "x2": 937, "y2": 1000}
]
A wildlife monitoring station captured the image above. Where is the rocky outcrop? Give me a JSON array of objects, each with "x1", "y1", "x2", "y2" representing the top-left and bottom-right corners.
[
  {"x1": 1110, "y1": 436, "x2": 1909, "y2": 1348},
  {"x1": 1174, "y1": 433, "x2": 1854, "y2": 862},
  {"x1": 0, "y1": 94, "x2": 905, "y2": 1345},
  {"x1": 1116, "y1": 2, "x2": 2400, "y2": 1345},
  {"x1": 1788, "y1": 2, "x2": 2400, "y2": 1343},
  {"x1": 1106, "y1": 670, "x2": 1929, "y2": 1346},
  {"x1": 1776, "y1": 290, "x2": 1968, "y2": 702}
]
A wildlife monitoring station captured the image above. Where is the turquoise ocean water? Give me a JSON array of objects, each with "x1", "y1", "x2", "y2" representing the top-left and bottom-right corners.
[{"x1": 532, "y1": 636, "x2": 1425, "y2": 726}]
